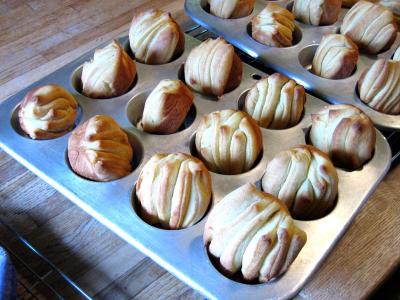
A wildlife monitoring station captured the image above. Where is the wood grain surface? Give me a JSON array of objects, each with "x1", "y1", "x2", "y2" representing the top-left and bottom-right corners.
[{"x1": 0, "y1": 0, "x2": 399, "y2": 299}]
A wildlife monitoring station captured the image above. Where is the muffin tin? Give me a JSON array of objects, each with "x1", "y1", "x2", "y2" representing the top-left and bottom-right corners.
[
  {"x1": 0, "y1": 35, "x2": 392, "y2": 300},
  {"x1": 185, "y1": 0, "x2": 400, "y2": 130}
]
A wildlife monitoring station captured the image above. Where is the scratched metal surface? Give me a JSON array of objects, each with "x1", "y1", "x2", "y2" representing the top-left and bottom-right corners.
[
  {"x1": 185, "y1": 0, "x2": 400, "y2": 130},
  {"x1": 0, "y1": 34, "x2": 391, "y2": 299}
]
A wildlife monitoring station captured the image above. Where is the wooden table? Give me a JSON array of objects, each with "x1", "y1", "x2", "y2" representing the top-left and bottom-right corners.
[{"x1": 0, "y1": 1, "x2": 399, "y2": 299}]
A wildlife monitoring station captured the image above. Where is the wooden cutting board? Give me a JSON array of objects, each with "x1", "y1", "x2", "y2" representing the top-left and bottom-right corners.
[{"x1": 0, "y1": 0, "x2": 399, "y2": 299}]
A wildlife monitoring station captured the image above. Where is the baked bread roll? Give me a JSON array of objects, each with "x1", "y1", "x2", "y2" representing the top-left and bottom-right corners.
[
  {"x1": 394, "y1": 46, "x2": 400, "y2": 60},
  {"x1": 292, "y1": 0, "x2": 342, "y2": 26},
  {"x1": 81, "y1": 40, "x2": 136, "y2": 98},
  {"x1": 342, "y1": 0, "x2": 359, "y2": 8},
  {"x1": 18, "y1": 84, "x2": 78, "y2": 139},
  {"x1": 262, "y1": 145, "x2": 338, "y2": 219},
  {"x1": 340, "y1": 1, "x2": 398, "y2": 54},
  {"x1": 139, "y1": 79, "x2": 194, "y2": 134},
  {"x1": 195, "y1": 109, "x2": 262, "y2": 174},
  {"x1": 185, "y1": 37, "x2": 243, "y2": 96},
  {"x1": 310, "y1": 104, "x2": 376, "y2": 169},
  {"x1": 208, "y1": 0, "x2": 255, "y2": 18},
  {"x1": 136, "y1": 153, "x2": 212, "y2": 229},
  {"x1": 129, "y1": 9, "x2": 184, "y2": 65},
  {"x1": 312, "y1": 34, "x2": 359, "y2": 79},
  {"x1": 204, "y1": 183, "x2": 307, "y2": 282},
  {"x1": 244, "y1": 73, "x2": 306, "y2": 129},
  {"x1": 68, "y1": 115, "x2": 133, "y2": 181},
  {"x1": 251, "y1": 3, "x2": 296, "y2": 47},
  {"x1": 358, "y1": 59, "x2": 400, "y2": 114}
]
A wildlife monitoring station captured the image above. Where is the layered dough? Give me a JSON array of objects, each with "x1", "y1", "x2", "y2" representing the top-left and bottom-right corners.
[
  {"x1": 358, "y1": 59, "x2": 400, "y2": 114},
  {"x1": 129, "y1": 9, "x2": 184, "y2": 64},
  {"x1": 310, "y1": 104, "x2": 376, "y2": 169},
  {"x1": 208, "y1": 0, "x2": 255, "y2": 18},
  {"x1": 312, "y1": 34, "x2": 359, "y2": 79},
  {"x1": 341, "y1": 1, "x2": 398, "y2": 54},
  {"x1": 343, "y1": 0, "x2": 400, "y2": 23},
  {"x1": 139, "y1": 79, "x2": 194, "y2": 134},
  {"x1": 244, "y1": 73, "x2": 306, "y2": 129},
  {"x1": 251, "y1": 3, "x2": 296, "y2": 47},
  {"x1": 292, "y1": 0, "x2": 342, "y2": 26},
  {"x1": 68, "y1": 115, "x2": 133, "y2": 181},
  {"x1": 195, "y1": 109, "x2": 262, "y2": 174},
  {"x1": 204, "y1": 183, "x2": 307, "y2": 282},
  {"x1": 184, "y1": 37, "x2": 243, "y2": 96},
  {"x1": 81, "y1": 40, "x2": 136, "y2": 98},
  {"x1": 18, "y1": 84, "x2": 78, "y2": 139},
  {"x1": 136, "y1": 152, "x2": 212, "y2": 229},
  {"x1": 262, "y1": 145, "x2": 338, "y2": 219}
]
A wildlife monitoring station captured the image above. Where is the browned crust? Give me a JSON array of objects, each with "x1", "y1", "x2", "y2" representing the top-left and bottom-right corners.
[
  {"x1": 247, "y1": 183, "x2": 291, "y2": 215},
  {"x1": 342, "y1": 0, "x2": 359, "y2": 8},
  {"x1": 81, "y1": 40, "x2": 136, "y2": 99},
  {"x1": 174, "y1": 22, "x2": 185, "y2": 60},
  {"x1": 136, "y1": 152, "x2": 212, "y2": 229},
  {"x1": 341, "y1": 1, "x2": 398, "y2": 54},
  {"x1": 312, "y1": 34, "x2": 359, "y2": 79},
  {"x1": 18, "y1": 84, "x2": 78, "y2": 140},
  {"x1": 225, "y1": 52, "x2": 243, "y2": 93},
  {"x1": 67, "y1": 115, "x2": 133, "y2": 181},
  {"x1": 244, "y1": 72, "x2": 306, "y2": 129},
  {"x1": 251, "y1": 3, "x2": 295, "y2": 47},
  {"x1": 208, "y1": 0, "x2": 255, "y2": 19},
  {"x1": 203, "y1": 183, "x2": 307, "y2": 282},
  {"x1": 358, "y1": 59, "x2": 400, "y2": 115},
  {"x1": 129, "y1": 9, "x2": 185, "y2": 65},
  {"x1": 195, "y1": 109, "x2": 262, "y2": 174},
  {"x1": 295, "y1": 144, "x2": 333, "y2": 161},
  {"x1": 140, "y1": 80, "x2": 194, "y2": 134},
  {"x1": 320, "y1": 0, "x2": 342, "y2": 25},
  {"x1": 110, "y1": 41, "x2": 137, "y2": 97},
  {"x1": 333, "y1": 49, "x2": 359, "y2": 79},
  {"x1": 262, "y1": 144, "x2": 338, "y2": 219},
  {"x1": 293, "y1": 0, "x2": 341, "y2": 26},
  {"x1": 311, "y1": 104, "x2": 376, "y2": 169},
  {"x1": 184, "y1": 37, "x2": 243, "y2": 96}
]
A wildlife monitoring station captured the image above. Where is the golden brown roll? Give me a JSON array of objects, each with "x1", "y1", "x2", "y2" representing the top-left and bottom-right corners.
[
  {"x1": 136, "y1": 152, "x2": 212, "y2": 229},
  {"x1": 394, "y1": 46, "x2": 400, "y2": 60},
  {"x1": 204, "y1": 183, "x2": 307, "y2": 283},
  {"x1": 208, "y1": 0, "x2": 255, "y2": 18},
  {"x1": 195, "y1": 109, "x2": 262, "y2": 174},
  {"x1": 342, "y1": 0, "x2": 359, "y2": 8},
  {"x1": 310, "y1": 104, "x2": 376, "y2": 169},
  {"x1": 262, "y1": 145, "x2": 338, "y2": 219},
  {"x1": 81, "y1": 40, "x2": 136, "y2": 98},
  {"x1": 139, "y1": 79, "x2": 194, "y2": 134},
  {"x1": 340, "y1": 1, "x2": 398, "y2": 54},
  {"x1": 244, "y1": 73, "x2": 306, "y2": 129},
  {"x1": 312, "y1": 34, "x2": 359, "y2": 79},
  {"x1": 18, "y1": 84, "x2": 78, "y2": 139},
  {"x1": 358, "y1": 59, "x2": 400, "y2": 114},
  {"x1": 292, "y1": 0, "x2": 342, "y2": 26},
  {"x1": 251, "y1": 3, "x2": 296, "y2": 47},
  {"x1": 129, "y1": 9, "x2": 184, "y2": 65},
  {"x1": 68, "y1": 115, "x2": 133, "y2": 181},
  {"x1": 184, "y1": 37, "x2": 243, "y2": 96}
]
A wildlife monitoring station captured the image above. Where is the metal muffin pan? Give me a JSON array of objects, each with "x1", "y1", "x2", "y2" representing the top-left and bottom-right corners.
[
  {"x1": 185, "y1": 0, "x2": 400, "y2": 130},
  {"x1": 0, "y1": 35, "x2": 391, "y2": 300}
]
